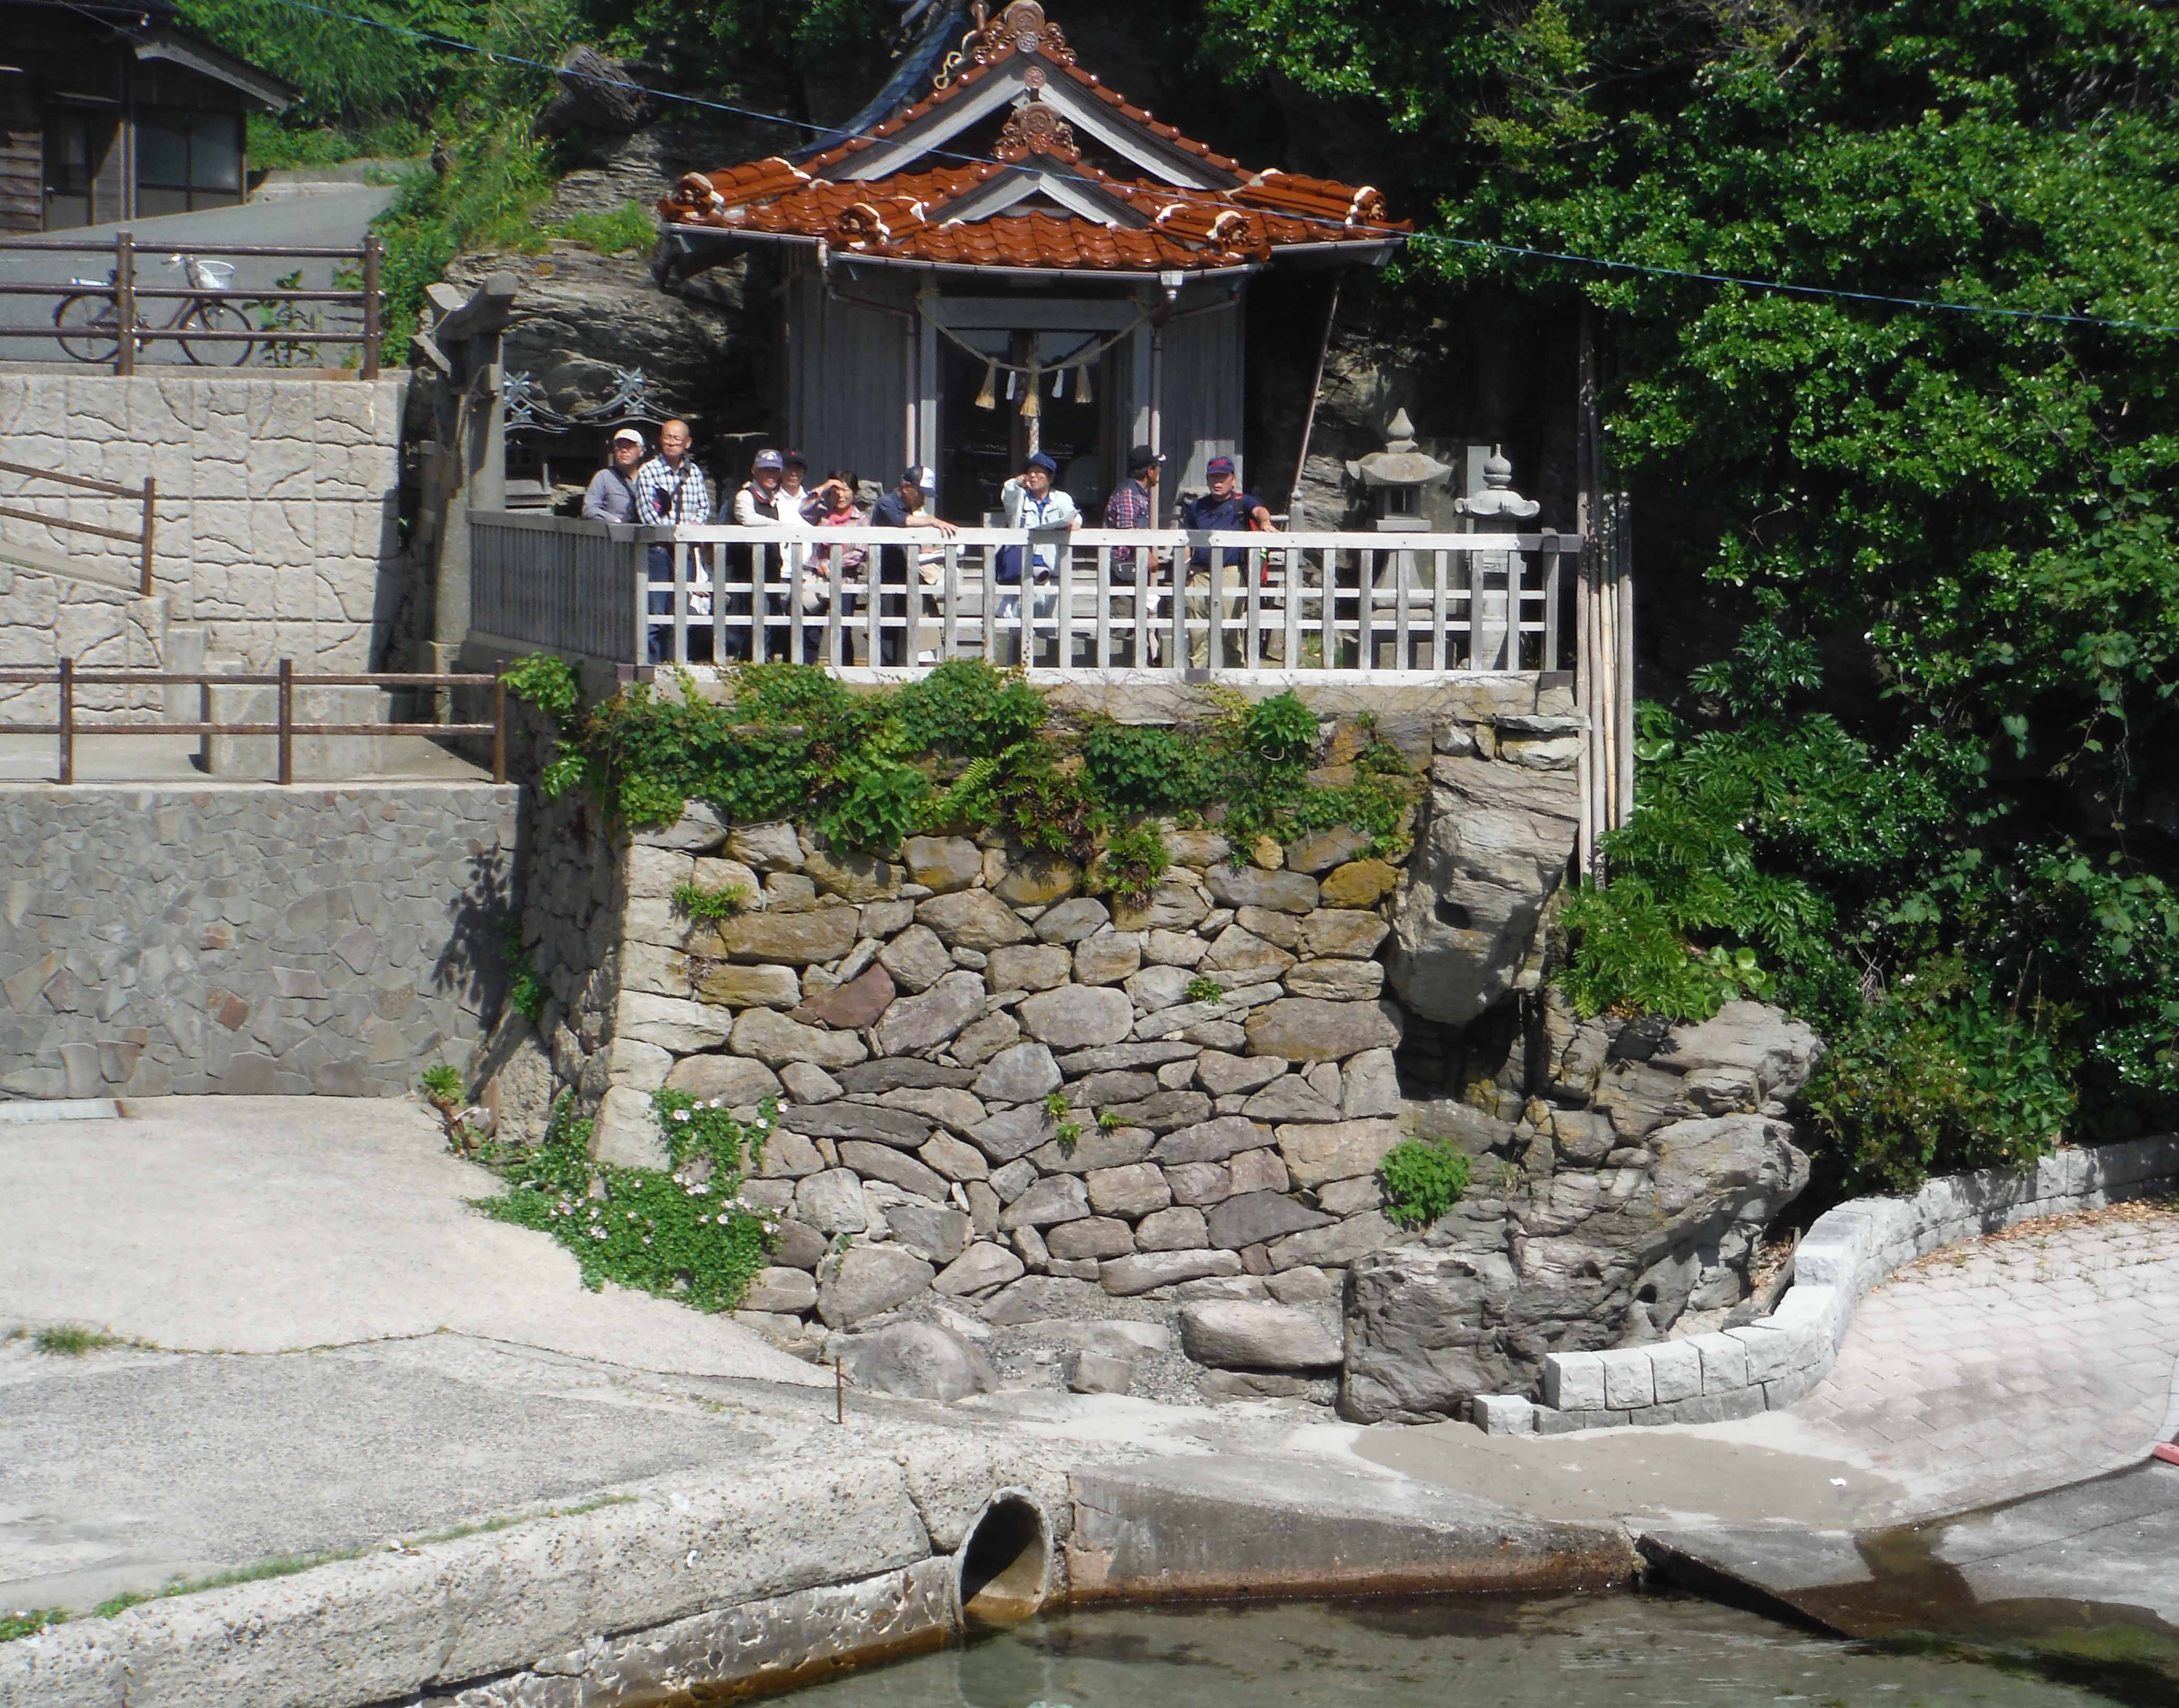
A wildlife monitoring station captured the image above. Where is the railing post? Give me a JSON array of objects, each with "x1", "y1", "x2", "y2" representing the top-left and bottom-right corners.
[
  {"x1": 138, "y1": 476, "x2": 156, "y2": 597},
  {"x1": 113, "y1": 232, "x2": 134, "y2": 377},
  {"x1": 56, "y1": 655, "x2": 73, "y2": 784},
  {"x1": 360, "y1": 235, "x2": 383, "y2": 381},
  {"x1": 277, "y1": 656, "x2": 294, "y2": 784},
  {"x1": 492, "y1": 676, "x2": 507, "y2": 784}
]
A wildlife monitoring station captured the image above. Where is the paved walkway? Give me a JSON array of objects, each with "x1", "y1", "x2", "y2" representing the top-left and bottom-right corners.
[{"x1": 1774, "y1": 1203, "x2": 2179, "y2": 1517}]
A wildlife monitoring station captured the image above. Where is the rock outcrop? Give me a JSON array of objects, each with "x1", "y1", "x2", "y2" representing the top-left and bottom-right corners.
[{"x1": 1340, "y1": 998, "x2": 1821, "y2": 1424}]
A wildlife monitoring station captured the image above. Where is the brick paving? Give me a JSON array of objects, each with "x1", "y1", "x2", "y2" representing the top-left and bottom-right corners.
[{"x1": 1789, "y1": 1203, "x2": 2179, "y2": 1515}]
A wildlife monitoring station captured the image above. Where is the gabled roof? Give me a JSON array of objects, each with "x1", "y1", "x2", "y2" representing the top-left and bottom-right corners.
[{"x1": 657, "y1": 1, "x2": 1404, "y2": 275}]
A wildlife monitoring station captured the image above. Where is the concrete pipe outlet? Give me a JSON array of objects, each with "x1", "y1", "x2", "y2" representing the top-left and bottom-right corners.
[{"x1": 957, "y1": 1491, "x2": 1053, "y2": 1630}]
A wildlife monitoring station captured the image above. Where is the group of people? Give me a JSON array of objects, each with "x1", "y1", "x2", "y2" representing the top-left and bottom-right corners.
[{"x1": 582, "y1": 419, "x2": 1278, "y2": 666}]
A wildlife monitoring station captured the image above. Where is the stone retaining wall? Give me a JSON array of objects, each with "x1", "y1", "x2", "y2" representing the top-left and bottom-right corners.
[
  {"x1": 1, "y1": 781, "x2": 519, "y2": 1099},
  {"x1": 1519, "y1": 1131, "x2": 2179, "y2": 1433}
]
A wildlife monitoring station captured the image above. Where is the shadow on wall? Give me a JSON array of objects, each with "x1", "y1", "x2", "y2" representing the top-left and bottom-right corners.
[{"x1": 434, "y1": 842, "x2": 516, "y2": 1027}]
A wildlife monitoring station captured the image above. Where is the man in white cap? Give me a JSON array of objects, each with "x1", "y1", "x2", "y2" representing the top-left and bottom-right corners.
[{"x1": 581, "y1": 426, "x2": 645, "y2": 522}]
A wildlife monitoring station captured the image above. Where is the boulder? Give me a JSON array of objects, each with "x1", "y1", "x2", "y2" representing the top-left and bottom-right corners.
[
  {"x1": 1067, "y1": 1348, "x2": 1136, "y2": 1394},
  {"x1": 1284, "y1": 826, "x2": 1372, "y2": 875},
  {"x1": 712, "y1": 908, "x2": 860, "y2": 967},
  {"x1": 1153, "y1": 1115, "x2": 1272, "y2": 1164},
  {"x1": 1386, "y1": 756, "x2": 1577, "y2": 1025},
  {"x1": 1046, "y1": 1217, "x2": 1135, "y2": 1261},
  {"x1": 952, "y1": 1014, "x2": 1021, "y2": 1066},
  {"x1": 1100, "y1": 1249, "x2": 1244, "y2": 1294},
  {"x1": 1124, "y1": 963, "x2": 1196, "y2": 1013},
  {"x1": 802, "y1": 847, "x2": 901, "y2": 902},
  {"x1": 969, "y1": 1104, "x2": 1054, "y2": 1164},
  {"x1": 752, "y1": 1128, "x2": 823, "y2": 1179},
  {"x1": 1340, "y1": 1048, "x2": 1401, "y2": 1119},
  {"x1": 994, "y1": 855, "x2": 1082, "y2": 906},
  {"x1": 1244, "y1": 998, "x2": 1401, "y2": 1063},
  {"x1": 889, "y1": 1087, "x2": 987, "y2": 1133},
  {"x1": 1099, "y1": 1089, "x2": 1213, "y2": 1133},
  {"x1": 731, "y1": 1008, "x2": 869, "y2": 1070},
  {"x1": 1073, "y1": 932, "x2": 1143, "y2": 986},
  {"x1": 1319, "y1": 859, "x2": 1399, "y2": 908},
  {"x1": 1228, "y1": 1148, "x2": 1289, "y2": 1193},
  {"x1": 1017, "y1": 984, "x2": 1134, "y2": 1049},
  {"x1": 878, "y1": 925, "x2": 955, "y2": 994},
  {"x1": 770, "y1": 1220, "x2": 831, "y2": 1270},
  {"x1": 726, "y1": 822, "x2": 803, "y2": 870},
  {"x1": 1196, "y1": 1050, "x2": 1288, "y2": 1097},
  {"x1": 935, "y1": 1241, "x2": 1025, "y2": 1296},
  {"x1": 902, "y1": 836, "x2": 983, "y2": 895},
  {"x1": 794, "y1": 1167, "x2": 867, "y2": 1234},
  {"x1": 633, "y1": 802, "x2": 727, "y2": 853},
  {"x1": 1268, "y1": 1210, "x2": 1399, "y2": 1269},
  {"x1": 742, "y1": 1266, "x2": 819, "y2": 1314},
  {"x1": 1206, "y1": 1190, "x2": 1334, "y2": 1250},
  {"x1": 1134, "y1": 1205, "x2": 1210, "y2": 1250},
  {"x1": 1204, "y1": 867, "x2": 1320, "y2": 914},
  {"x1": 817, "y1": 1245, "x2": 935, "y2": 1328},
  {"x1": 973, "y1": 1041, "x2": 1064, "y2": 1105},
  {"x1": 1055, "y1": 1040, "x2": 1201, "y2": 1076},
  {"x1": 885, "y1": 1201, "x2": 973, "y2": 1263},
  {"x1": 833, "y1": 1320, "x2": 995, "y2": 1401},
  {"x1": 1142, "y1": 928, "x2": 1210, "y2": 967},
  {"x1": 1085, "y1": 1161, "x2": 1171, "y2": 1219},
  {"x1": 791, "y1": 964, "x2": 895, "y2": 1030},
  {"x1": 919, "y1": 1130, "x2": 991, "y2": 1182},
  {"x1": 616, "y1": 991, "x2": 734, "y2": 1052},
  {"x1": 1178, "y1": 1300, "x2": 1341, "y2": 1369},
  {"x1": 1027, "y1": 1127, "x2": 1153, "y2": 1173},
  {"x1": 590, "y1": 1085, "x2": 667, "y2": 1168},
  {"x1": 1284, "y1": 959, "x2": 1386, "y2": 1003},
  {"x1": 1241, "y1": 1076, "x2": 1344, "y2": 1123},
  {"x1": 1276, "y1": 1118, "x2": 1405, "y2": 1187},
  {"x1": 1111, "y1": 878, "x2": 1211, "y2": 932},
  {"x1": 1069, "y1": 1069, "x2": 1160, "y2": 1107},
  {"x1": 663, "y1": 1053, "x2": 783, "y2": 1105},
  {"x1": 839, "y1": 1141, "x2": 950, "y2": 1202},
  {"x1": 834, "y1": 1058, "x2": 975, "y2": 1093},
  {"x1": 986, "y1": 943, "x2": 1074, "y2": 992},
  {"x1": 874, "y1": 970, "x2": 986, "y2": 1055},
  {"x1": 917, "y1": 889, "x2": 1032, "y2": 950},
  {"x1": 1653, "y1": 1000, "x2": 1825, "y2": 1105},
  {"x1": 1338, "y1": 1247, "x2": 1523, "y2": 1423},
  {"x1": 997, "y1": 1174, "x2": 1092, "y2": 1230},
  {"x1": 1297, "y1": 909, "x2": 1391, "y2": 961}
]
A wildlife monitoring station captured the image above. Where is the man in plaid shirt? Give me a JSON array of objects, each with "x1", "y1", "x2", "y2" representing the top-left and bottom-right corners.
[
  {"x1": 1103, "y1": 444, "x2": 1164, "y2": 663},
  {"x1": 633, "y1": 418, "x2": 714, "y2": 661}
]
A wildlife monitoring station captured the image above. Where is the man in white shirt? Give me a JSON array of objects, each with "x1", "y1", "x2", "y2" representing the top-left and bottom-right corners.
[{"x1": 997, "y1": 450, "x2": 1080, "y2": 665}]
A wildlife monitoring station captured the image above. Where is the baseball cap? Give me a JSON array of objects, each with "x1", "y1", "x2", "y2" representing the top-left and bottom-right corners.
[
  {"x1": 783, "y1": 449, "x2": 807, "y2": 469},
  {"x1": 753, "y1": 448, "x2": 785, "y2": 471},
  {"x1": 1025, "y1": 450, "x2": 1059, "y2": 476},
  {"x1": 1206, "y1": 455, "x2": 1237, "y2": 477},
  {"x1": 1127, "y1": 443, "x2": 1164, "y2": 473},
  {"x1": 611, "y1": 426, "x2": 644, "y2": 447},
  {"x1": 902, "y1": 465, "x2": 937, "y2": 492}
]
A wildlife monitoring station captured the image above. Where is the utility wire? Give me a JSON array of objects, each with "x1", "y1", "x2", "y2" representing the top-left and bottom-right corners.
[{"x1": 264, "y1": 0, "x2": 2179, "y2": 340}]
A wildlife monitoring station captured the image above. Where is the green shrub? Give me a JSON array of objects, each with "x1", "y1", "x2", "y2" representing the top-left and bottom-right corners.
[
  {"x1": 1378, "y1": 1139, "x2": 1472, "y2": 1231},
  {"x1": 0, "y1": 1609, "x2": 64, "y2": 1643},
  {"x1": 1185, "y1": 975, "x2": 1225, "y2": 1005},
  {"x1": 894, "y1": 660, "x2": 1044, "y2": 759},
  {"x1": 1094, "y1": 822, "x2": 1171, "y2": 907},
  {"x1": 1081, "y1": 718, "x2": 1206, "y2": 815},
  {"x1": 420, "y1": 1063, "x2": 464, "y2": 1109}
]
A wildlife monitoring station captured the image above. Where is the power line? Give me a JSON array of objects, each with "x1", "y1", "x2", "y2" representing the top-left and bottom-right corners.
[{"x1": 265, "y1": 0, "x2": 2179, "y2": 340}]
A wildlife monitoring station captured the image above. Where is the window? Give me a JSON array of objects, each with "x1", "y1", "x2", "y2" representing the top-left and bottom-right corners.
[
  {"x1": 43, "y1": 110, "x2": 118, "y2": 229},
  {"x1": 135, "y1": 107, "x2": 243, "y2": 217}
]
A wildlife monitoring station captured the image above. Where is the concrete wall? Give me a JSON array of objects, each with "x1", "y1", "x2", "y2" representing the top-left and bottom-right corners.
[
  {"x1": 0, "y1": 548, "x2": 169, "y2": 723},
  {"x1": 0, "y1": 780, "x2": 519, "y2": 1099},
  {"x1": 0, "y1": 373, "x2": 408, "y2": 674}
]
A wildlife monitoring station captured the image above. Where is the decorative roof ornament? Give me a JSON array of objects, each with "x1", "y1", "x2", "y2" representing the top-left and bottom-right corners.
[
  {"x1": 936, "y1": 0, "x2": 1073, "y2": 87},
  {"x1": 1455, "y1": 444, "x2": 1541, "y2": 522},
  {"x1": 1347, "y1": 410, "x2": 1453, "y2": 489},
  {"x1": 993, "y1": 99, "x2": 1080, "y2": 164}
]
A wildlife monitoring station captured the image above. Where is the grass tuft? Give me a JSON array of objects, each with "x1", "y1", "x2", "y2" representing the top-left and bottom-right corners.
[{"x1": 33, "y1": 1325, "x2": 118, "y2": 1357}]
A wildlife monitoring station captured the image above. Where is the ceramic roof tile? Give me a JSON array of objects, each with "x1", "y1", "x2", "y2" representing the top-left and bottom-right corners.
[{"x1": 658, "y1": 4, "x2": 1403, "y2": 273}]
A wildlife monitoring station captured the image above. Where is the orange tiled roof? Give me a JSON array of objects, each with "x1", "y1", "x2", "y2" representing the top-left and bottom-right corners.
[{"x1": 656, "y1": 3, "x2": 1403, "y2": 273}]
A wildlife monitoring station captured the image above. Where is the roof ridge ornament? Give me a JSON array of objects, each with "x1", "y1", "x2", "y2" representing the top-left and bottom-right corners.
[{"x1": 994, "y1": 99, "x2": 1081, "y2": 164}]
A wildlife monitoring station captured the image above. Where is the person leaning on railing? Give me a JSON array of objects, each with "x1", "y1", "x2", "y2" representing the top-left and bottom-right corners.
[
  {"x1": 871, "y1": 466, "x2": 957, "y2": 667},
  {"x1": 998, "y1": 450, "x2": 1082, "y2": 668},
  {"x1": 801, "y1": 469, "x2": 868, "y2": 662},
  {"x1": 633, "y1": 417, "x2": 713, "y2": 662},
  {"x1": 730, "y1": 449, "x2": 811, "y2": 660},
  {"x1": 1104, "y1": 443, "x2": 1165, "y2": 666},
  {"x1": 1178, "y1": 454, "x2": 1279, "y2": 667},
  {"x1": 581, "y1": 426, "x2": 644, "y2": 522}
]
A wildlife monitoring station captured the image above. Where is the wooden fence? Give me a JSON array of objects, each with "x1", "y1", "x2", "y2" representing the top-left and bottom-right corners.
[{"x1": 469, "y1": 515, "x2": 1577, "y2": 680}]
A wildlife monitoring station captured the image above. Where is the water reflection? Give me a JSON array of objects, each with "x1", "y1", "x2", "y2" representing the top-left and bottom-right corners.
[{"x1": 787, "y1": 1591, "x2": 2109, "y2": 1707}]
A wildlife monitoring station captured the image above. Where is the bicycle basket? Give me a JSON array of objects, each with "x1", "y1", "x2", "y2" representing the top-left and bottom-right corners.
[{"x1": 193, "y1": 261, "x2": 237, "y2": 289}]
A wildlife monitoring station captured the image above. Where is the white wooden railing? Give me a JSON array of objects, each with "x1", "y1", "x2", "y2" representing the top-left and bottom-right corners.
[{"x1": 468, "y1": 514, "x2": 1579, "y2": 679}]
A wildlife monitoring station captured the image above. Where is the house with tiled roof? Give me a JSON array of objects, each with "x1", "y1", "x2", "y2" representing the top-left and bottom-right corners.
[{"x1": 655, "y1": 0, "x2": 1405, "y2": 518}]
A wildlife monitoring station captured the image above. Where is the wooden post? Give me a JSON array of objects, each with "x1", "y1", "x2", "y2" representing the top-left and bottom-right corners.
[
  {"x1": 277, "y1": 657, "x2": 294, "y2": 785},
  {"x1": 113, "y1": 232, "x2": 135, "y2": 377},
  {"x1": 361, "y1": 235, "x2": 383, "y2": 381},
  {"x1": 57, "y1": 655, "x2": 73, "y2": 784},
  {"x1": 1614, "y1": 496, "x2": 1636, "y2": 830},
  {"x1": 491, "y1": 677, "x2": 507, "y2": 784},
  {"x1": 138, "y1": 476, "x2": 156, "y2": 596}
]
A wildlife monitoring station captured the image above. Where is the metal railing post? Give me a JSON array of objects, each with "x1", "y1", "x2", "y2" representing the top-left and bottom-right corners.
[
  {"x1": 138, "y1": 476, "x2": 156, "y2": 596},
  {"x1": 113, "y1": 232, "x2": 134, "y2": 377},
  {"x1": 360, "y1": 235, "x2": 383, "y2": 381},
  {"x1": 492, "y1": 677, "x2": 507, "y2": 784},
  {"x1": 56, "y1": 655, "x2": 73, "y2": 783},
  {"x1": 276, "y1": 657, "x2": 294, "y2": 784}
]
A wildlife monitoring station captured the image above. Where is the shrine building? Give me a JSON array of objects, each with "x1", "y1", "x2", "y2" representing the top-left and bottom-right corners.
[{"x1": 655, "y1": 0, "x2": 1406, "y2": 521}]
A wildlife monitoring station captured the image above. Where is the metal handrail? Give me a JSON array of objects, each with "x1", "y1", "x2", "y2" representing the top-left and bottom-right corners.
[
  {"x1": 0, "y1": 660, "x2": 507, "y2": 784},
  {"x1": 0, "y1": 459, "x2": 155, "y2": 592}
]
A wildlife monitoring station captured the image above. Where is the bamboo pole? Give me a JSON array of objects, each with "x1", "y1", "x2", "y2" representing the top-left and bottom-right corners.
[{"x1": 1614, "y1": 495, "x2": 1636, "y2": 829}]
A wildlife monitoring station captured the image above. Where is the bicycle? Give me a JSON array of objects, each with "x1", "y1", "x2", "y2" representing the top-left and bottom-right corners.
[{"x1": 54, "y1": 253, "x2": 255, "y2": 367}]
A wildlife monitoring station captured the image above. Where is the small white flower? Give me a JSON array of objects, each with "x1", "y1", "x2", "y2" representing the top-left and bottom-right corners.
[
  {"x1": 625, "y1": 1211, "x2": 637, "y2": 1221},
  {"x1": 590, "y1": 1227, "x2": 608, "y2": 1240},
  {"x1": 672, "y1": 1108, "x2": 691, "y2": 1123},
  {"x1": 717, "y1": 1213, "x2": 732, "y2": 1226},
  {"x1": 642, "y1": 1234, "x2": 653, "y2": 1246},
  {"x1": 709, "y1": 1098, "x2": 724, "y2": 1109},
  {"x1": 690, "y1": 1183, "x2": 709, "y2": 1195}
]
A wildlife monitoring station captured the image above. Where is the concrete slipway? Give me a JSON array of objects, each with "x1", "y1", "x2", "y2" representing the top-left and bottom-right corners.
[{"x1": 1, "y1": 1097, "x2": 2173, "y2": 1705}]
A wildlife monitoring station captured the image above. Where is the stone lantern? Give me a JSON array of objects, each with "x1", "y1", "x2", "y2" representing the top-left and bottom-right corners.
[
  {"x1": 1344, "y1": 409, "x2": 1453, "y2": 532},
  {"x1": 1455, "y1": 446, "x2": 1540, "y2": 670}
]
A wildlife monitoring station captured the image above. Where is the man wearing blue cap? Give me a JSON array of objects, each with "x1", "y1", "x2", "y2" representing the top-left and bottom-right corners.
[
  {"x1": 1179, "y1": 455, "x2": 1273, "y2": 565},
  {"x1": 998, "y1": 450, "x2": 1081, "y2": 664},
  {"x1": 870, "y1": 465, "x2": 956, "y2": 666}
]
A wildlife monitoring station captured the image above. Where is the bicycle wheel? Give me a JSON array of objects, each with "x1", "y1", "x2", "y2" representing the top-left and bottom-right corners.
[
  {"x1": 53, "y1": 293, "x2": 121, "y2": 365},
  {"x1": 179, "y1": 300, "x2": 254, "y2": 367}
]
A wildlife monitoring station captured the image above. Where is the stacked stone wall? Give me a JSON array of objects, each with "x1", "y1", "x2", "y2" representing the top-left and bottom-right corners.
[{"x1": 1, "y1": 781, "x2": 518, "y2": 1099}]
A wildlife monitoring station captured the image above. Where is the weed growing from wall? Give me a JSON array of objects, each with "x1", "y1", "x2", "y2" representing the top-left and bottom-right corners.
[
  {"x1": 476, "y1": 1092, "x2": 773, "y2": 1312},
  {"x1": 1378, "y1": 1139, "x2": 1472, "y2": 1232}
]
